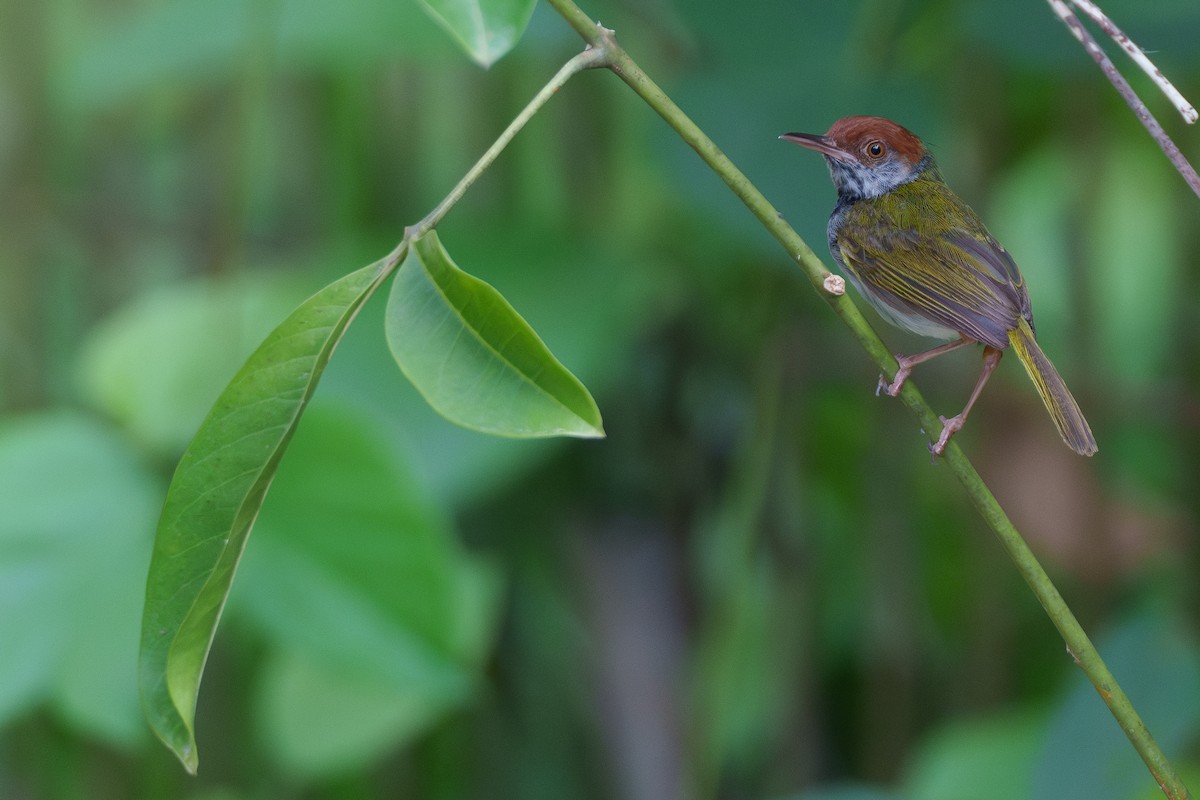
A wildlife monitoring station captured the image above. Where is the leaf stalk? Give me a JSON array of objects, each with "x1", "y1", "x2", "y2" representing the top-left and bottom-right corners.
[{"x1": 412, "y1": 45, "x2": 609, "y2": 238}]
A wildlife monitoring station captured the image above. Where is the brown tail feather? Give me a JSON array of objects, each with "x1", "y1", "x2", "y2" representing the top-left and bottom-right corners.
[{"x1": 1007, "y1": 320, "x2": 1097, "y2": 456}]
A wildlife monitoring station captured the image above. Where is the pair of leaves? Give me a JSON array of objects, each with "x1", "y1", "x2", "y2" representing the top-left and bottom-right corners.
[{"x1": 140, "y1": 231, "x2": 602, "y2": 771}]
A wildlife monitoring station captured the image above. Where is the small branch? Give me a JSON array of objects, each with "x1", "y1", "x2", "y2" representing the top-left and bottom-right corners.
[
  {"x1": 1047, "y1": 0, "x2": 1200, "y2": 199},
  {"x1": 545, "y1": 0, "x2": 1193, "y2": 797},
  {"x1": 411, "y1": 46, "x2": 609, "y2": 237},
  {"x1": 1069, "y1": 0, "x2": 1197, "y2": 124}
]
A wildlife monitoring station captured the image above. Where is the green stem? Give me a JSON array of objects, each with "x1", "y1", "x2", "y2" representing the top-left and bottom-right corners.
[
  {"x1": 377, "y1": 46, "x2": 607, "y2": 283},
  {"x1": 543, "y1": 1, "x2": 1192, "y2": 798},
  {"x1": 410, "y1": 46, "x2": 609, "y2": 239}
]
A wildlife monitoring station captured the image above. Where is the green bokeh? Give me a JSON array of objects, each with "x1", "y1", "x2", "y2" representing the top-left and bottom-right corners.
[{"x1": 3, "y1": 0, "x2": 1199, "y2": 796}]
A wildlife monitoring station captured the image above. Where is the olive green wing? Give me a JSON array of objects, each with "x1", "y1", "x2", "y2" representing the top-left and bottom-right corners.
[{"x1": 837, "y1": 224, "x2": 1029, "y2": 350}]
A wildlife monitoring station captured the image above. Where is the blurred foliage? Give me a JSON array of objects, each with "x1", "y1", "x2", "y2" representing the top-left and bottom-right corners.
[{"x1": 1, "y1": 0, "x2": 1199, "y2": 798}]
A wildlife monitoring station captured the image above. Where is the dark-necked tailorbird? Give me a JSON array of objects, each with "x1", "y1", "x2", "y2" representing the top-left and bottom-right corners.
[{"x1": 781, "y1": 116, "x2": 1097, "y2": 457}]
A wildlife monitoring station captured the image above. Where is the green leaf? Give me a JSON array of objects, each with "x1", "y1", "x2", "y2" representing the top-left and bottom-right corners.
[
  {"x1": 0, "y1": 413, "x2": 158, "y2": 748},
  {"x1": 385, "y1": 230, "x2": 603, "y2": 439},
  {"x1": 415, "y1": 0, "x2": 538, "y2": 67},
  {"x1": 139, "y1": 257, "x2": 393, "y2": 774}
]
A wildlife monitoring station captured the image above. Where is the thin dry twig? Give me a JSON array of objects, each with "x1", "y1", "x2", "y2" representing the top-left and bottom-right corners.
[
  {"x1": 1047, "y1": 0, "x2": 1200, "y2": 198},
  {"x1": 1069, "y1": 0, "x2": 1197, "y2": 124}
]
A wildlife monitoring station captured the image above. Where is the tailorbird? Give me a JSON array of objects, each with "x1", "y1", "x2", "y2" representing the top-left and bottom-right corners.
[{"x1": 781, "y1": 115, "x2": 1097, "y2": 457}]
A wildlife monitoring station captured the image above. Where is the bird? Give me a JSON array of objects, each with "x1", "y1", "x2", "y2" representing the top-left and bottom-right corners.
[{"x1": 781, "y1": 116, "x2": 1097, "y2": 457}]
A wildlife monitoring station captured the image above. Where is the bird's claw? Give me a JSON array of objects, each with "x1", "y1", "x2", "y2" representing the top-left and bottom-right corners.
[
  {"x1": 876, "y1": 365, "x2": 910, "y2": 397},
  {"x1": 928, "y1": 414, "x2": 964, "y2": 460}
]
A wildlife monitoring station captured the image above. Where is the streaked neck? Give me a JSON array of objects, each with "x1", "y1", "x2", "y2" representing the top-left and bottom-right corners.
[{"x1": 827, "y1": 153, "x2": 936, "y2": 201}]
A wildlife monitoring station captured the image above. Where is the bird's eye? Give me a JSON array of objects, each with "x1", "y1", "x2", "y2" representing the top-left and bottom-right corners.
[{"x1": 866, "y1": 141, "x2": 886, "y2": 159}]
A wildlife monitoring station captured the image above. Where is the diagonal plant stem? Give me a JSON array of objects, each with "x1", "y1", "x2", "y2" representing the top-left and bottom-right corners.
[{"x1": 543, "y1": 0, "x2": 1193, "y2": 797}]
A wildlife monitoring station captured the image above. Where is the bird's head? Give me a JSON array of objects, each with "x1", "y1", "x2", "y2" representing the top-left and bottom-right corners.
[{"x1": 781, "y1": 116, "x2": 931, "y2": 200}]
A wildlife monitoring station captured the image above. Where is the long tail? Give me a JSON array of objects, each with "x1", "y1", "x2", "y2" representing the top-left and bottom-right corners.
[{"x1": 1007, "y1": 319, "x2": 1097, "y2": 456}]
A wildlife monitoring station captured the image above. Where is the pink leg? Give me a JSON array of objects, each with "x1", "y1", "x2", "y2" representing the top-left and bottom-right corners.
[
  {"x1": 931, "y1": 346, "x2": 1003, "y2": 457},
  {"x1": 877, "y1": 336, "x2": 974, "y2": 397}
]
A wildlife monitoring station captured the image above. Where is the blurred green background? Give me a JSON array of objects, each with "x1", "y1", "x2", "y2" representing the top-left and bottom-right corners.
[{"x1": 3, "y1": 0, "x2": 1200, "y2": 798}]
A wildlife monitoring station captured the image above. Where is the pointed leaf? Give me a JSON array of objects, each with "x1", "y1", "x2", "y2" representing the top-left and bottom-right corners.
[
  {"x1": 416, "y1": 0, "x2": 537, "y2": 67},
  {"x1": 139, "y1": 257, "x2": 393, "y2": 773},
  {"x1": 385, "y1": 230, "x2": 603, "y2": 438}
]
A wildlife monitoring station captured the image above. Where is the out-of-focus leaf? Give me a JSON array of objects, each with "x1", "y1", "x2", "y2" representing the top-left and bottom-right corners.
[
  {"x1": 0, "y1": 413, "x2": 158, "y2": 747},
  {"x1": 904, "y1": 709, "x2": 1047, "y2": 800},
  {"x1": 77, "y1": 273, "x2": 309, "y2": 454},
  {"x1": 1089, "y1": 141, "x2": 1180, "y2": 387},
  {"x1": 385, "y1": 230, "x2": 603, "y2": 439},
  {"x1": 234, "y1": 402, "x2": 501, "y2": 777},
  {"x1": 139, "y1": 258, "x2": 392, "y2": 774},
  {"x1": 254, "y1": 648, "x2": 465, "y2": 778},
  {"x1": 59, "y1": 0, "x2": 456, "y2": 112},
  {"x1": 416, "y1": 0, "x2": 537, "y2": 67},
  {"x1": 1030, "y1": 611, "x2": 1200, "y2": 800}
]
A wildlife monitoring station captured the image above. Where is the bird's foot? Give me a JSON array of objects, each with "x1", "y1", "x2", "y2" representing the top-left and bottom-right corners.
[
  {"x1": 877, "y1": 362, "x2": 911, "y2": 397},
  {"x1": 929, "y1": 414, "x2": 965, "y2": 459}
]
